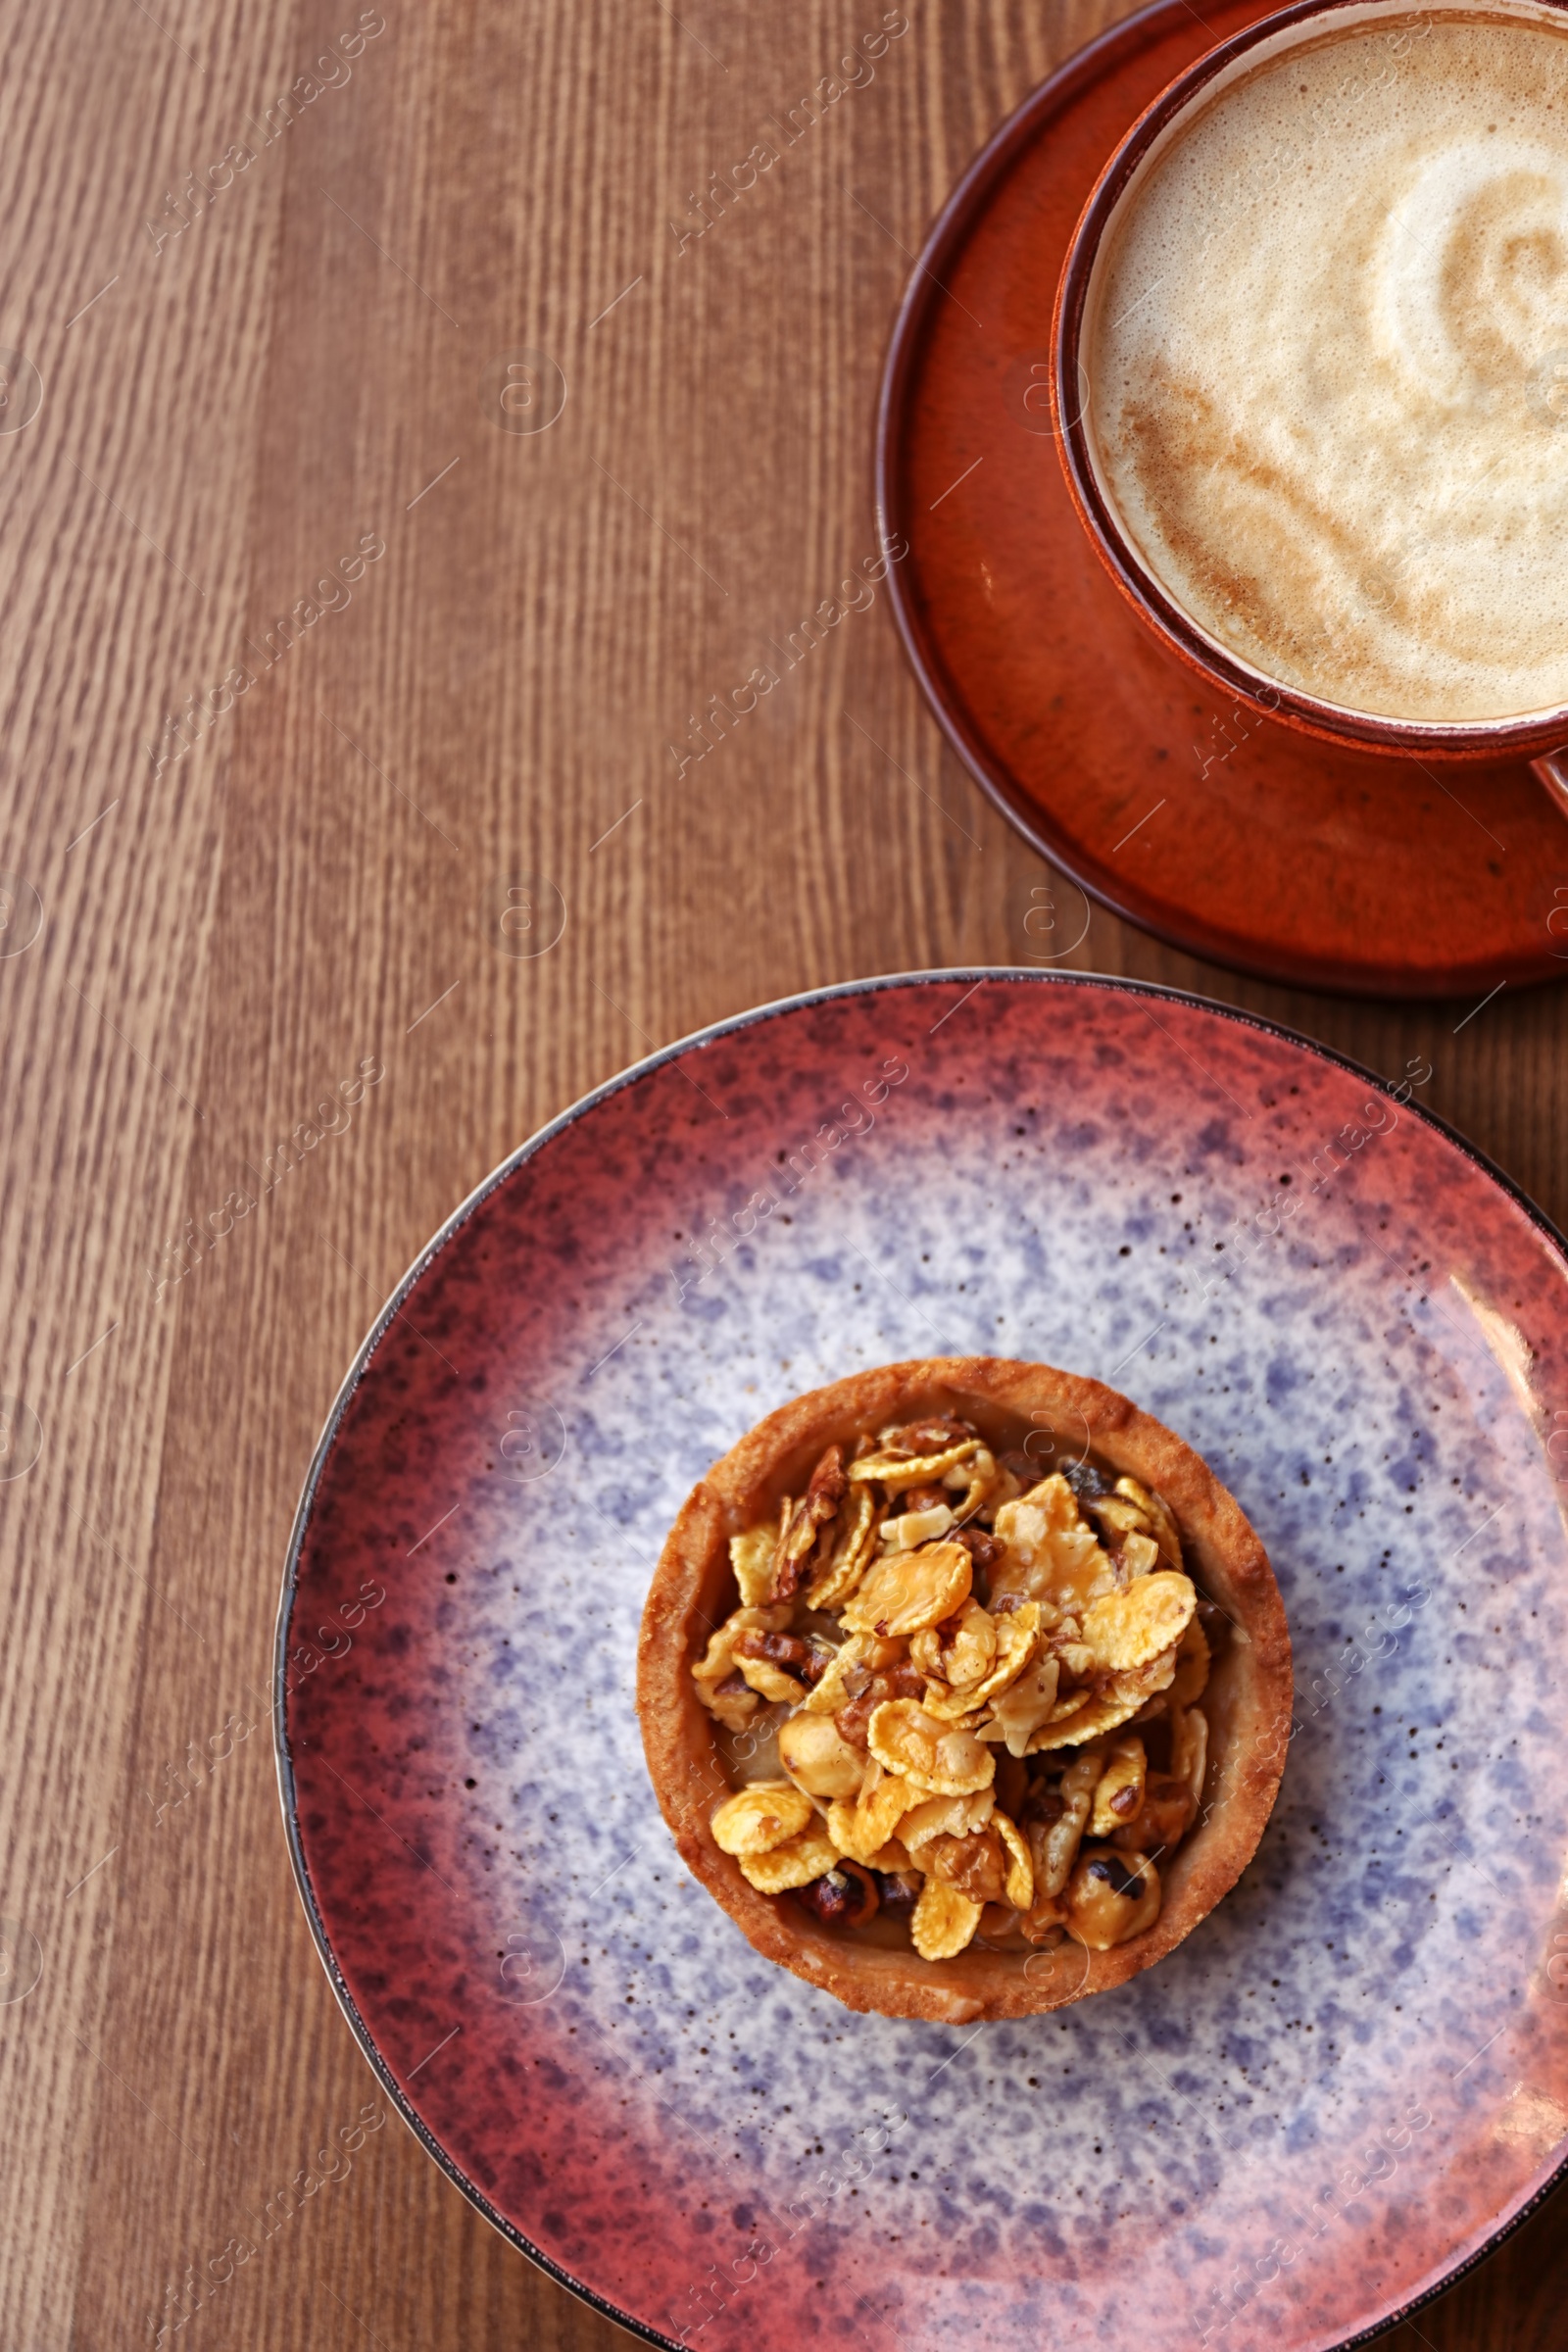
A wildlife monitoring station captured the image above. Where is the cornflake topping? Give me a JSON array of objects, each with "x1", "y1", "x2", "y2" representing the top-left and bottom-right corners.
[{"x1": 695, "y1": 1418, "x2": 1211, "y2": 1964}]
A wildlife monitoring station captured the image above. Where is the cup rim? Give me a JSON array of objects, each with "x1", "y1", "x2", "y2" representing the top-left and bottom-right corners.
[{"x1": 1051, "y1": 0, "x2": 1568, "y2": 760}]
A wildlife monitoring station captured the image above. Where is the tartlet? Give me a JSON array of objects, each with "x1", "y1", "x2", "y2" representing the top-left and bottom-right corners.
[{"x1": 637, "y1": 1357, "x2": 1292, "y2": 2024}]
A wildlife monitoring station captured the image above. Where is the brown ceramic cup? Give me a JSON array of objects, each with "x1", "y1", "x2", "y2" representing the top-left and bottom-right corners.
[{"x1": 1051, "y1": 0, "x2": 1568, "y2": 809}]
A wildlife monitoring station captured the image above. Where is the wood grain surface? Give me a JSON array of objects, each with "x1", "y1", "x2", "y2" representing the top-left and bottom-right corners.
[{"x1": 0, "y1": 2, "x2": 1561, "y2": 2346}]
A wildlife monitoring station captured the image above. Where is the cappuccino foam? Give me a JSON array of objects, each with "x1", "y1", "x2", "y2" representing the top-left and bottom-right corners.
[{"x1": 1087, "y1": 7, "x2": 1568, "y2": 724}]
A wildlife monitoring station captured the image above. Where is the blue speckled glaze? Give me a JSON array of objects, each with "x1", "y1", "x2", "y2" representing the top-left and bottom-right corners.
[{"x1": 282, "y1": 974, "x2": 1568, "y2": 2352}]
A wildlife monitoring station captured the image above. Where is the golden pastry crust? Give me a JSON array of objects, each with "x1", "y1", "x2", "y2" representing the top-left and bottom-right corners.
[{"x1": 636, "y1": 1356, "x2": 1293, "y2": 2024}]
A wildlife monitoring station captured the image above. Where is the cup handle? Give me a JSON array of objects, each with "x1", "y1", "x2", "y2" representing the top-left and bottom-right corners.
[{"x1": 1531, "y1": 749, "x2": 1568, "y2": 815}]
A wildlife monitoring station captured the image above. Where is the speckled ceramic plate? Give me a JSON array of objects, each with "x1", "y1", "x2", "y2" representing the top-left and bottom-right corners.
[{"x1": 277, "y1": 971, "x2": 1568, "y2": 2352}]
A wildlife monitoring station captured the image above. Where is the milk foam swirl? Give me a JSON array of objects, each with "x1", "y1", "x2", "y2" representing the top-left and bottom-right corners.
[{"x1": 1089, "y1": 10, "x2": 1568, "y2": 723}]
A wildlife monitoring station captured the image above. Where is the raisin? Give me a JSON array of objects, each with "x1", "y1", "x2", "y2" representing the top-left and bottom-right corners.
[
  {"x1": 953, "y1": 1526, "x2": 1004, "y2": 1573},
  {"x1": 873, "y1": 1870, "x2": 922, "y2": 1913},
  {"x1": 1062, "y1": 1460, "x2": 1110, "y2": 1504}
]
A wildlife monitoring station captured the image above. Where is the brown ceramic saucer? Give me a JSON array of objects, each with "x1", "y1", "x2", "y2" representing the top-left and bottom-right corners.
[
  {"x1": 637, "y1": 1355, "x2": 1293, "y2": 2025},
  {"x1": 875, "y1": 0, "x2": 1568, "y2": 997}
]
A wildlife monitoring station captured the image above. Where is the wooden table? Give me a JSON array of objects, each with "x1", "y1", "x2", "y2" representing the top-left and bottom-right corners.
[{"x1": 3, "y1": 2, "x2": 1562, "y2": 2344}]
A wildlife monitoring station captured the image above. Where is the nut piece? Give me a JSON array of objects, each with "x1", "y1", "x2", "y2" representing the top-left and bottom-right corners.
[
  {"x1": 1064, "y1": 1846, "x2": 1161, "y2": 1948},
  {"x1": 1082, "y1": 1571, "x2": 1198, "y2": 1673},
  {"x1": 739, "y1": 1826, "x2": 842, "y2": 1891},
  {"x1": 921, "y1": 1825, "x2": 1007, "y2": 1905},
  {"x1": 770, "y1": 1445, "x2": 849, "y2": 1602},
  {"x1": 868, "y1": 1700, "x2": 996, "y2": 1796},
  {"x1": 733, "y1": 1636, "x2": 811, "y2": 1704},
  {"x1": 800, "y1": 1631, "x2": 874, "y2": 1716},
  {"x1": 991, "y1": 1477, "x2": 1117, "y2": 1613},
  {"x1": 1030, "y1": 1748, "x2": 1103, "y2": 1899},
  {"x1": 843, "y1": 1541, "x2": 972, "y2": 1638},
  {"x1": 910, "y1": 1874, "x2": 984, "y2": 1960},
  {"x1": 1089, "y1": 1737, "x2": 1148, "y2": 1838},
  {"x1": 1111, "y1": 1769, "x2": 1194, "y2": 1852},
  {"x1": 693, "y1": 1603, "x2": 793, "y2": 1727},
  {"x1": 710, "y1": 1781, "x2": 814, "y2": 1857},
  {"x1": 778, "y1": 1711, "x2": 867, "y2": 1799}
]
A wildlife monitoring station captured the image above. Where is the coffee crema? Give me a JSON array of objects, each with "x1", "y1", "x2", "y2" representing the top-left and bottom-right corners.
[{"x1": 1086, "y1": 6, "x2": 1568, "y2": 724}]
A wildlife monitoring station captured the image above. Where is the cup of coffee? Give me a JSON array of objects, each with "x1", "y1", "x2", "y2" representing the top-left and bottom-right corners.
[{"x1": 1053, "y1": 0, "x2": 1568, "y2": 798}]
